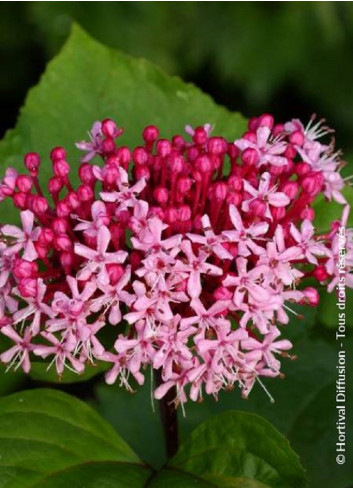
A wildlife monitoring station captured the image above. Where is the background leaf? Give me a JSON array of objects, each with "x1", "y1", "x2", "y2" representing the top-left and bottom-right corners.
[
  {"x1": 29, "y1": 361, "x2": 107, "y2": 384},
  {"x1": 95, "y1": 369, "x2": 166, "y2": 470},
  {"x1": 0, "y1": 366, "x2": 25, "y2": 397},
  {"x1": 161, "y1": 411, "x2": 306, "y2": 488},
  {"x1": 312, "y1": 187, "x2": 353, "y2": 233},
  {"x1": 0, "y1": 389, "x2": 151, "y2": 488},
  {"x1": 0, "y1": 23, "x2": 246, "y2": 223}
]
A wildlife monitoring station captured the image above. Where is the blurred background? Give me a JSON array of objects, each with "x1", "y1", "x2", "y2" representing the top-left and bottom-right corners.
[{"x1": 1, "y1": 2, "x2": 353, "y2": 157}]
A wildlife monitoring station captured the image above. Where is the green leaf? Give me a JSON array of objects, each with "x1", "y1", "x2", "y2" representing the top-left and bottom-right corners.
[
  {"x1": 0, "y1": 23, "x2": 246, "y2": 223},
  {"x1": 289, "y1": 376, "x2": 353, "y2": 488},
  {"x1": 313, "y1": 186, "x2": 353, "y2": 233},
  {"x1": 29, "y1": 361, "x2": 108, "y2": 384},
  {"x1": 0, "y1": 366, "x2": 25, "y2": 397},
  {"x1": 0, "y1": 388, "x2": 151, "y2": 487},
  {"x1": 316, "y1": 287, "x2": 353, "y2": 329},
  {"x1": 148, "y1": 468, "x2": 216, "y2": 488},
  {"x1": 35, "y1": 462, "x2": 151, "y2": 488},
  {"x1": 164, "y1": 411, "x2": 306, "y2": 488},
  {"x1": 95, "y1": 370, "x2": 166, "y2": 470}
]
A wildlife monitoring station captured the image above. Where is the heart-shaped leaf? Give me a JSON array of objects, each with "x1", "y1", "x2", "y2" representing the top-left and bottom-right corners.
[{"x1": 0, "y1": 24, "x2": 246, "y2": 223}]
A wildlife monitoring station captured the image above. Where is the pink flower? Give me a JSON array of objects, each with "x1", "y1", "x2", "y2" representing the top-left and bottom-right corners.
[
  {"x1": 180, "y1": 298, "x2": 229, "y2": 330},
  {"x1": 223, "y1": 257, "x2": 270, "y2": 306},
  {"x1": 101, "y1": 178, "x2": 146, "y2": 213},
  {"x1": 74, "y1": 201, "x2": 110, "y2": 238},
  {"x1": 13, "y1": 279, "x2": 53, "y2": 335},
  {"x1": 0, "y1": 282, "x2": 18, "y2": 315},
  {"x1": 131, "y1": 216, "x2": 181, "y2": 253},
  {"x1": 91, "y1": 266, "x2": 135, "y2": 325},
  {"x1": 124, "y1": 281, "x2": 174, "y2": 331},
  {"x1": 175, "y1": 240, "x2": 223, "y2": 299},
  {"x1": 129, "y1": 200, "x2": 149, "y2": 234},
  {"x1": 242, "y1": 326, "x2": 292, "y2": 373},
  {"x1": 75, "y1": 121, "x2": 104, "y2": 162},
  {"x1": 2, "y1": 210, "x2": 40, "y2": 261},
  {"x1": 153, "y1": 315, "x2": 194, "y2": 378},
  {"x1": 187, "y1": 215, "x2": 233, "y2": 260},
  {"x1": 196, "y1": 319, "x2": 248, "y2": 369},
  {"x1": 238, "y1": 298, "x2": 280, "y2": 334},
  {"x1": 0, "y1": 242, "x2": 16, "y2": 287},
  {"x1": 114, "y1": 321, "x2": 156, "y2": 382},
  {"x1": 290, "y1": 220, "x2": 327, "y2": 265},
  {"x1": 223, "y1": 205, "x2": 268, "y2": 256},
  {"x1": 74, "y1": 226, "x2": 127, "y2": 285},
  {"x1": 242, "y1": 172, "x2": 290, "y2": 220},
  {"x1": 102, "y1": 351, "x2": 143, "y2": 389},
  {"x1": 34, "y1": 331, "x2": 84, "y2": 374},
  {"x1": 0, "y1": 326, "x2": 35, "y2": 373},
  {"x1": 323, "y1": 170, "x2": 347, "y2": 204},
  {"x1": 258, "y1": 225, "x2": 303, "y2": 286},
  {"x1": 235, "y1": 125, "x2": 288, "y2": 167},
  {"x1": 52, "y1": 276, "x2": 97, "y2": 319}
]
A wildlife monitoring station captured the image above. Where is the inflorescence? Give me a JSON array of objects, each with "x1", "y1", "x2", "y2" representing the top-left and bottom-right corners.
[{"x1": 0, "y1": 114, "x2": 352, "y2": 407}]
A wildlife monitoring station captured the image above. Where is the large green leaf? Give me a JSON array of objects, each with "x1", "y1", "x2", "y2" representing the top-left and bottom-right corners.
[
  {"x1": 35, "y1": 462, "x2": 151, "y2": 488},
  {"x1": 0, "y1": 389, "x2": 151, "y2": 487},
  {"x1": 158, "y1": 411, "x2": 306, "y2": 488},
  {"x1": 0, "y1": 24, "x2": 246, "y2": 223}
]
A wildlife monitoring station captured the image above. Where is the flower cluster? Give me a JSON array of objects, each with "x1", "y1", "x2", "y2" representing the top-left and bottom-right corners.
[{"x1": 0, "y1": 114, "x2": 352, "y2": 407}]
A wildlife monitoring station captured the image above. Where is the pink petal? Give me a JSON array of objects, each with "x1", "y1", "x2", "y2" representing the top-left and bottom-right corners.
[
  {"x1": 20, "y1": 210, "x2": 34, "y2": 234},
  {"x1": 0, "y1": 345, "x2": 19, "y2": 363},
  {"x1": 109, "y1": 305, "x2": 122, "y2": 325},
  {"x1": 280, "y1": 246, "x2": 301, "y2": 262},
  {"x1": 1, "y1": 325, "x2": 21, "y2": 343},
  {"x1": 268, "y1": 192, "x2": 290, "y2": 207},
  {"x1": 1, "y1": 225, "x2": 23, "y2": 239},
  {"x1": 23, "y1": 240, "x2": 38, "y2": 262},
  {"x1": 251, "y1": 222, "x2": 269, "y2": 236},
  {"x1": 272, "y1": 339, "x2": 292, "y2": 351},
  {"x1": 229, "y1": 205, "x2": 243, "y2": 231},
  {"x1": 154, "y1": 380, "x2": 175, "y2": 400},
  {"x1": 74, "y1": 243, "x2": 96, "y2": 261},
  {"x1": 188, "y1": 270, "x2": 201, "y2": 299},
  {"x1": 301, "y1": 219, "x2": 315, "y2": 241},
  {"x1": 256, "y1": 126, "x2": 271, "y2": 148},
  {"x1": 97, "y1": 226, "x2": 111, "y2": 254}
]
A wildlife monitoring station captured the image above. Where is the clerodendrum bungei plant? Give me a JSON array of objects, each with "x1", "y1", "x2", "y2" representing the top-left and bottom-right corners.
[{"x1": 0, "y1": 114, "x2": 352, "y2": 454}]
